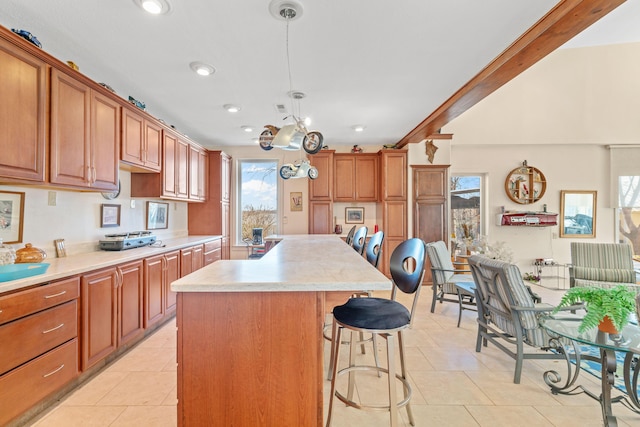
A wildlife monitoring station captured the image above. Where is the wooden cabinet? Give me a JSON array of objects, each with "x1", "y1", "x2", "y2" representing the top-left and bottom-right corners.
[
  {"x1": 131, "y1": 128, "x2": 201, "y2": 201},
  {"x1": 121, "y1": 106, "x2": 162, "y2": 172},
  {"x1": 308, "y1": 150, "x2": 334, "y2": 234},
  {"x1": 309, "y1": 201, "x2": 333, "y2": 234},
  {"x1": 0, "y1": 276, "x2": 80, "y2": 426},
  {"x1": 0, "y1": 35, "x2": 47, "y2": 184},
  {"x1": 188, "y1": 151, "x2": 232, "y2": 258},
  {"x1": 203, "y1": 239, "x2": 222, "y2": 266},
  {"x1": 189, "y1": 144, "x2": 207, "y2": 201},
  {"x1": 413, "y1": 165, "x2": 449, "y2": 282},
  {"x1": 81, "y1": 268, "x2": 118, "y2": 370},
  {"x1": 117, "y1": 261, "x2": 144, "y2": 347},
  {"x1": 180, "y1": 244, "x2": 204, "y2": 277},
  {"x1": 334, "y1": 154, "x2": 378, "y2": 202},
  {"x1": 144, "y1": 250, "x2": 181, "y2": 327},
  {"x1": 379, "y1": 150, "x2": 408, "y2": 277},
  {"x1": 50, "y1": 68, "x2": 119, "y2": 191}
]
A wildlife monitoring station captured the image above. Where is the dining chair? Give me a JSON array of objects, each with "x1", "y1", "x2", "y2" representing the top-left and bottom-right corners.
[
  {"x1": 365, "y1": 230, "x2": 384, "y2": 268},
  {"x1": 351, "y1": 226, "x2": 368, "y2": 255},
  {"x1": 344, "y1": 225, "x2": 356, "y2": 246},
  {"x1": 326, "y1": 238, "x2": 426, "y2": 427}
]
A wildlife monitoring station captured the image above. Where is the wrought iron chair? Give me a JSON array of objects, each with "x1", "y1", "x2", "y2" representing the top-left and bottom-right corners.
[
  {"x1": 426, "y1": 241, "x2": 476, "y2": 326},
  {"x1": 326, "y1": 238, "x2": 426, "y2": 427},
  {"x1": 351, "y1": 226, "x2": 368, "y2": 255},
  {"x1": 468, "y1": 255, "x2": 574, "y2": 384}
]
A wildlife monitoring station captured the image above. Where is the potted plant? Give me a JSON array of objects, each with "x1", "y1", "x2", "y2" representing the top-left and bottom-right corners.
[{"x1": 553, "y1": 285, "x2": 636, "y2": 333}]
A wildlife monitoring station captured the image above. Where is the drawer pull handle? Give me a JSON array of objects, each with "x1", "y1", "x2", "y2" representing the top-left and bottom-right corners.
[
  {"x1": 44, "y1": 290, "x2": 67, "y2": 299},
  {"x1": 42, "y1": 323, "x2": 64, "y2": 334},
  {"x1": 43, "y1": 364, "x2": 65, "y2": 378}
]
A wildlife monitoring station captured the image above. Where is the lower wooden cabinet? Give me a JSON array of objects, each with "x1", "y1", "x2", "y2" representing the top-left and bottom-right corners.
[
  {"x1": 180, "y1": 244, "x2": 204, "y2": 277},
  {"x1": 144, "y1": 250, "x2": 180, "y2": 328},
  {"x1": 203, "y1": 239, "x2": 221, "y2": 266},
  {"x1": 117, "y1": 261, "x2": 144, "y2": 347}
]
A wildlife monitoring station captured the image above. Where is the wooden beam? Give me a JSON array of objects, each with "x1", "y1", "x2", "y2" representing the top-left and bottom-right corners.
[
  {"x1": 426, "y1": 133, "x2": 453, "y2": 140},
  {"x1": 396, "y1": 0, "x2": 627, "y2": 148}
]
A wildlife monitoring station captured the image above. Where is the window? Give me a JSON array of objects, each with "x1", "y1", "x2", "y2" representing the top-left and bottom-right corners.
[
  {"x1": 618, "y1": 176, "x2": 640, "y2": 255},
  {"x1": 450, "y1": 175, "x2": 483, "y2": 252},
  {"x1": 237, "y1": 160, "x2": 278, "y2": 244}
]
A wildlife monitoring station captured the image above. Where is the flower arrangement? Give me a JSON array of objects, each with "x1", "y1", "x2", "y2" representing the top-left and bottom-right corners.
[{"x1": 523, "y1": 272, "x2": 541, "y2": 283}]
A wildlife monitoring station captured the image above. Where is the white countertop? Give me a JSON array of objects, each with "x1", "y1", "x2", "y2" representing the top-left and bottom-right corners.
[
  {"x1": 171, "y1": 235, "x2": 392, "y2": 292},
  {"x1": 0, "y1": 236, "x2": 221, "y2": 295}
]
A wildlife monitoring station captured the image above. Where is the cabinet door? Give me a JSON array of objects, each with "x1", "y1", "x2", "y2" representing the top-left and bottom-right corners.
[
  {"x1": 117, "y1": 261, "x2": 144, "y2": 346},
  {"x1": 176, "y1": 138, "x2": 190, "y2": 199},
  {"x1": 144, "y1": 255, "x2": 165, "y2": 328},
  {"x1": 121, "y1": 107, "x2": 144, "y2": 167},
  {"x1": 308, "y1": 151, "x2": 333, "y2": 200},
  {"x1": 381, "y1": 201, "x2": 407, "y2": 276},
  {"x1": 354, "y1": 156, "x2": 378, "y2": 201},
  {"x1": 192, "y1": 244, "x2": 204, "y2": 271},
  {"x1": 221, "y1": 152, "x2": 231, "y2": 202},
  {"x1": 180, "y1": 247, "x2": 194, "y2": 277},
  {"x1": 0, "y1": 39, "x2": 46, "y2": 183},
  {"x1": 144, "y1": 120, "x2": 162, "y2": 172},
  {"x1": 90, "y1": 90, "x2": 119, "y2": 191},
  {"x1": 309, "y1": 201, "x2": 332, "y2": 234},
  {"x1": 81, "y1": 268, "x2": 118, "y2": 370},
  {"x1": 50, "y1": 68, "x2": 91, "y2": 188},
  {"x1": 163, "y1": 131, "x2": 178, "y2": 198},
  {"x1": 380, "y1": 150, "x2": 407, "y2": 200},
  {"x1": 189, "y1": 144, "x2": 206, "y2": 201},
  {"x1": 164, "y1": 250, "x2": 180, "y2": 314},
  {"x1": 333, "y1": 156, "x2": 355, "y2": 201}
]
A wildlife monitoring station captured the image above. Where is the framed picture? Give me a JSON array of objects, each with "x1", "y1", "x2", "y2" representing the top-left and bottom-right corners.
[
  {"x1": 290, "y1": 192, "x2": 303, "y2": 211},
  {"x1": 0, "y1": 191, "x2": 25, "y2": 244},
  {"x1": 560, "y1": 190, "x2": 597, "y2": 238},
  {"x1": 345, "y1": 207, "x2": 364, "y2": 224},
  {"x1": 147, "y1": 201, "x2": 169, "y2": 230},
  {"x1": 101, "y1": 204, "x2": 121, "y2": 227}
]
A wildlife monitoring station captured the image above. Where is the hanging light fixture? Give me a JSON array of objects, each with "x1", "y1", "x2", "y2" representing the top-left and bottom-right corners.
[{"x1": 259, "y1": 1, "x2": 324, "y2": 180}]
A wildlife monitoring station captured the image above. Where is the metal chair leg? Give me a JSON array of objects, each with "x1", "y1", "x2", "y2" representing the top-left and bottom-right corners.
[
  {"x1": 386, "y1": 334, "x2": 398, "y2": 427},
  {"x1": 326, "y1": 325, "x2": 342, "y2": 427}
]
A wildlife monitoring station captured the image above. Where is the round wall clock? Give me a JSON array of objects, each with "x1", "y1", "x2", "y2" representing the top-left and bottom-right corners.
[
  {"x1": 101, "y1": 180, "x2": 121, "y2": 200},
  {"x1": 504, "y1": 161, "x2": 546, "y2": 204}
]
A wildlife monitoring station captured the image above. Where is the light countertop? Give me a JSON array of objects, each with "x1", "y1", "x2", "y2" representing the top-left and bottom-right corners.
[
  {"x1": 0, "y1": 236, "x2": 221, "y2": 295},
  {"x1": 171, "y1": 234, "x2": 391, "y2": 293}
]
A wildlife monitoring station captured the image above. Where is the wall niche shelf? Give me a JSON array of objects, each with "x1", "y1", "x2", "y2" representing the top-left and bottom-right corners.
[{"x1": 504, "y1": 161, "x2": 546, "y2": 204}]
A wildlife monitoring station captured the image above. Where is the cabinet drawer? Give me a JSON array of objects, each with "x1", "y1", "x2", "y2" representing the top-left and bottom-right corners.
[
  {"x1": 0, "y1": 300, "x2": 78, "y2": 375},
  {"x1": 204, "y1": 248, "x2": 221, "y2": 266},
  {"x1": 0, "y1": 276, "x2": 80, "y2": 325},
  {"x1": 204, "y1": 239, "x2": 221, "y2": 253},
  {"x1": 0, "y1": 338, "x2": 78, "y2": 427}
]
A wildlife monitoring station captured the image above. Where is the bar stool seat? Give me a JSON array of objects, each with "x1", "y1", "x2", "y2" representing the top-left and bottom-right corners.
[{"x1": 326, "y1": 238, "x2": 426, "y2": 427}]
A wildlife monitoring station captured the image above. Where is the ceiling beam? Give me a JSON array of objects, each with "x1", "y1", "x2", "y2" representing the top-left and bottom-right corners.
[{"x1": 396, "y1": 0, "x2": 627, "y2": 148}]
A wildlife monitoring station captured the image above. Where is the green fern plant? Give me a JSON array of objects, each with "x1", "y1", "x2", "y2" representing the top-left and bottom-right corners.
[{"x1": 553, "y1": 285, "x2": 636, "y2": 333}]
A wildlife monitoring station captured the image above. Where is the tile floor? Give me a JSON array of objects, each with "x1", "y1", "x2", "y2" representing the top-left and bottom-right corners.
[{"x1": 30, "y1": 282, "x2": 640, "y2": 427}]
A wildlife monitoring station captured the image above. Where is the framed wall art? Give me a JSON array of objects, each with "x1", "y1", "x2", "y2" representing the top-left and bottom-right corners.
[
  {"x1": 0, "y1": 190, "x2": 25, "y2": 243},
  {"x1": 101, "y1": 204, "x2": 121, "y2": 227},
  {"x1": 147, "y1": 201, "x2": 169, "y2": 230},
  {"x1": 290, "y1": 192, "x2": 303, "y2": 211},
  {"x1": 560, "y1": 190, "x2": 597, "y2": 238},
  {"x1": 345, "y1": 207, "x2": 364, "y2": 224}
]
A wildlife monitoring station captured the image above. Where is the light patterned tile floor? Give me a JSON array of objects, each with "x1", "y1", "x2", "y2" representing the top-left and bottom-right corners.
[{"x1": 29, "y1": 282, "x2": 640, "y2": 426}]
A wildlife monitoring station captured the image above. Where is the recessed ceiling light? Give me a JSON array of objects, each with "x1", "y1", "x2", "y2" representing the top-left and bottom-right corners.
[
  {"x1": 241, "y1": 126, "x2": 253, "y2": 133},
  {"x1": 189, "y1": 61, "x2": 215, "y2": 76},
  {"x1": 352, "y1": 125, "x2": 366, "y2": 132},
  {"x1": 133, "y1": 0, "x2": 171, "y2": 15},
  {"x1": 223, "y1": 104, "x2": 241, "y2": 113}
]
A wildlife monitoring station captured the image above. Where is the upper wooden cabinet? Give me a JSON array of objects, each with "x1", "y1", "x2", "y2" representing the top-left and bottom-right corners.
[
  {"x1": 121, "y1": 106, "x2": 162, "y2": 172},
  {"x1": 334, "y1": 153, "x2": 378, "y2": 202},
  {"x1": 50, "y1": 68, "x2": 119, "y2": 191},
  {"x1": 308, "y1": 150, "x2": 334, "y2": 201},
  {"x1": 189, "y1": 144, "x2": 206, "y2": 201},
  {"x1": 131, "y1": 128, "x2": 204, "y2": 201},
  {"x1": 380, "y1": 149, "x2": 407, "y2": 200},
  {"x1": 0, "y1": 35, "x2": 47, "y2": 184}
]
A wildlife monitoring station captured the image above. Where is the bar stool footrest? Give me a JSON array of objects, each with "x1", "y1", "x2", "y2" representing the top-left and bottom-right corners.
[{"x1": 335, "y1": 365, "x2": 412, "y2": 411}]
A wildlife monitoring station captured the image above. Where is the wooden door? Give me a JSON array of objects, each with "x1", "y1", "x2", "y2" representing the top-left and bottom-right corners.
[
  {"x1": 413, "y1": 165, "x2": 449, "y2": 282},
  {"x1": 176, "y1": 138, "x2": 190, "y2": 199},
  {"x1": 381, "y1": 201, "x2": 408, "y2": 276},
  {"x1": 309, "y1": 201, "x2": 332, "y2": 234},
  {"x1": 81, "y1": 268, "x2": 117, "y2": 370},
  {"x1": 380, "y1": 150, "x2": 407, "y2": 200},
  {"x1": 192, "y1": 244, "x2": 204, "y2": 271},
  {"x1": 117, "y1": 261, "x2": 144, "y2": 346},
  {"x1": 164, "y1": 250, "x2": 180, "y2": 315},
  {"x1": 180, "y1": 247, "x2": 194, "y2": 277},
  {"x1": 121, "y1": 107, "x2": 144, "y2": 167},
  {"x1": 144, "y1": 255, "x2": 165, "y2": 328},
  {"x1": 0, "y1": 39, "x2": 46, "y2": 183},
  {"x1": 221, "y1": 152, "x2": 231, "y2": 202},
  {"x1": 90, "y1": 90, "x2": 119, "y2": 191},
  {"x1": 50, "y1": 68, "x2": 91, "y2": 188}
]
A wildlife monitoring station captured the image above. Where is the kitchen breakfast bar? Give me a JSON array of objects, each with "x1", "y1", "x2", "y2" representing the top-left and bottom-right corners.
[{"x1": 171, "y1": 235, "x2": 391, "y2": 426}]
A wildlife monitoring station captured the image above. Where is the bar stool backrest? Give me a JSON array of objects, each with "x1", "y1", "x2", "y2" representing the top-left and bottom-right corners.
[
  {"x1": 352, "y1": 226, "x2": 368, "y2": 255},
  {"x1": 365, "y1": 231, "x2": 384, "y2": 268}
]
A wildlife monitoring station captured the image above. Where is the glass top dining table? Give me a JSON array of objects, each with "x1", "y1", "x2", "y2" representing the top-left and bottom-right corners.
[{"x1": 540, "y1": 315, "x2": 640, "y2": 427}]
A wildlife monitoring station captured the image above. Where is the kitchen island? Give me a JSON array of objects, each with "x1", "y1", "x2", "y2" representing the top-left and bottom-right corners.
[{"x1": 171, "y1": 234, "x2": 391, "y2": 427}]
